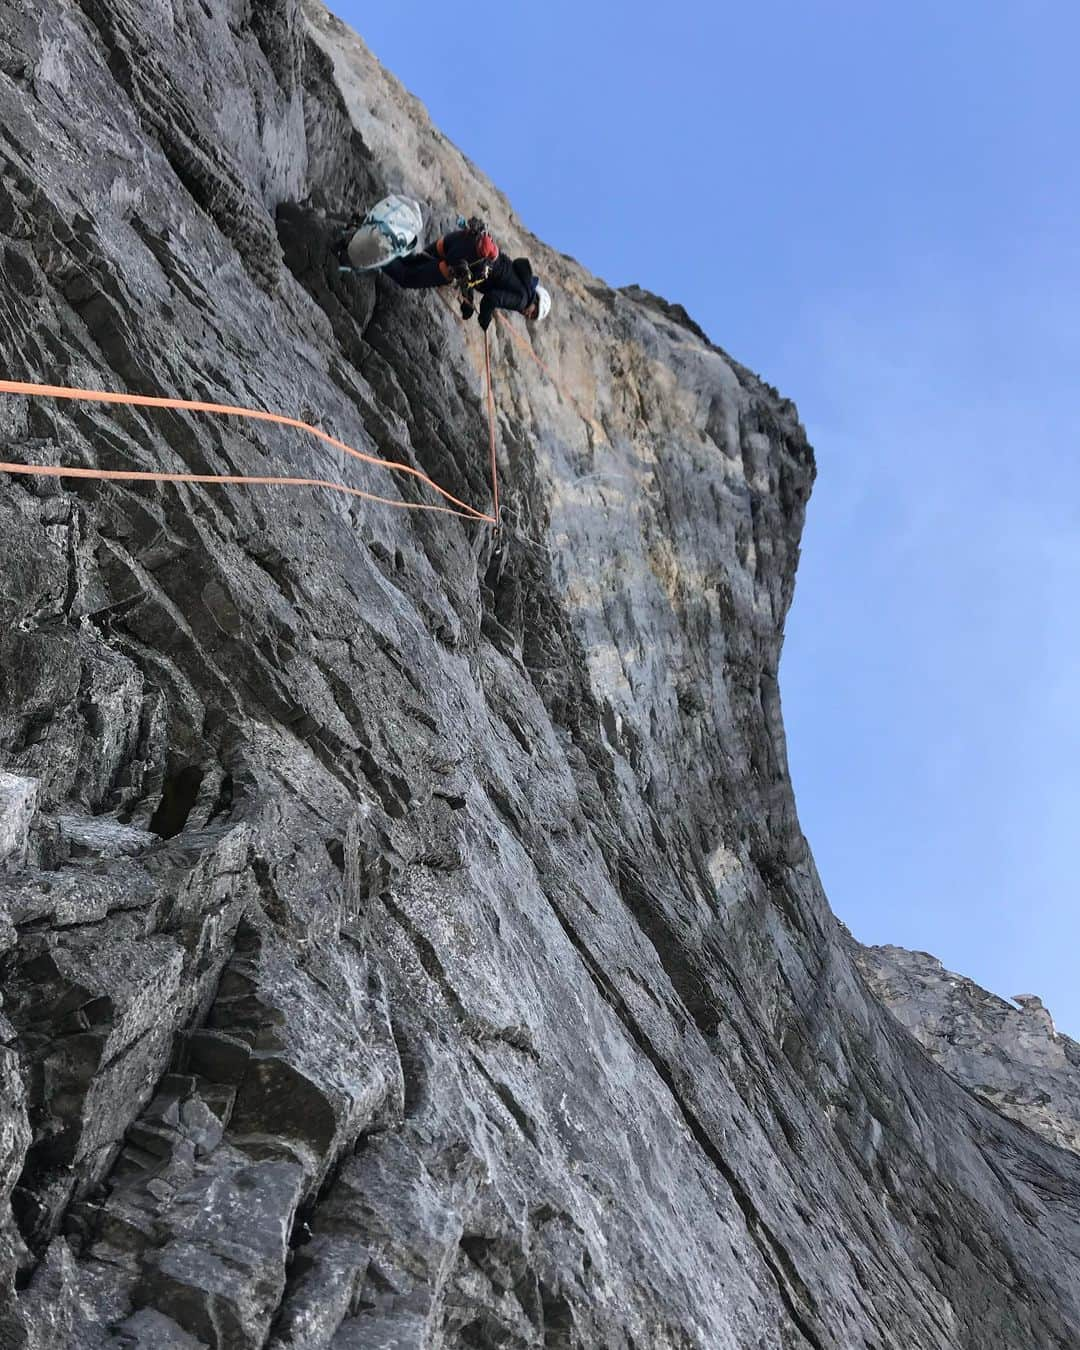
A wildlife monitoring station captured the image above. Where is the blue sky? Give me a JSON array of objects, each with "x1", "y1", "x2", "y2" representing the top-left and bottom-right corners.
[{"x1": 332, "y1": 2, "x2": 1080, "y2": 1034}]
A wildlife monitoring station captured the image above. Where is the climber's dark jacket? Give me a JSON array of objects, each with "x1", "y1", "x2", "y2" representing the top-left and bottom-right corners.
[
  {"x1": 469, "y1": 256, "x2": 536, "y2": 330},
  {"x1": 383, "y1": 229, "x2": 491, "y2": 289}
]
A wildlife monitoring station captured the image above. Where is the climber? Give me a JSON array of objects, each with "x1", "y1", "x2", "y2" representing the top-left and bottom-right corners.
[
  {"x1": 380, "y1": 216, "x2": 552, "y2": 327},
  {"x1": 459, "y1": 252, "x2": 552, "y2": 330},
  {"x1": 338, "y1": 206, "x2": 552, "y2": 327},
  {"x1": 380, "y1": 216, "x2": 500, "y2": 291}
]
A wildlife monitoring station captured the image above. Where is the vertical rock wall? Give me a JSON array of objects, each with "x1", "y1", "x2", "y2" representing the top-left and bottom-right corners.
[{"x1": 0, "y1": 1, "x2": 1077, "y2": 1346}]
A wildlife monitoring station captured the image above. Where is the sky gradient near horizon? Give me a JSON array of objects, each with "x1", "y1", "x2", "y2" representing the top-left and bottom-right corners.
[{"x1": 332, "y1": 1, "x2": 1080, "y2": 1034}]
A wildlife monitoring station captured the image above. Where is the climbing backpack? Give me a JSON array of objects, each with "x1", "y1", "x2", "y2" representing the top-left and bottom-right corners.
[
  {"x1": 455, "y1": 215, "x2": 500, "y2": 276},
  {"x1": 343, "y1": 195, "x2": 424, "y2": 271}
]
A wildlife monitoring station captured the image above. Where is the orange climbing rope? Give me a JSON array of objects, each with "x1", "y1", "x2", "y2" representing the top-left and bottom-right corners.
[
  {"x1": 435, "y1": 282, "x2": 600, "y2": 531},
  {"x1": 0, "y1": 377, "x2": 495, "y2": 524},
  {"x1": 0, "y1": 460, "x2": 487, "y2": 518},
  {"x1": 483, "y1": 328, "x2": 499, "y2": 524},
  {"x1": 435, "y1": 286, "x2": 501, "y2": 526},
  {"x1": 494, "y1": 311, "x2": 595, "y2": 430}
]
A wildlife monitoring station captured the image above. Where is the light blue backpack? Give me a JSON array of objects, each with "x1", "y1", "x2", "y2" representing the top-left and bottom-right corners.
[{"x1": 343, "y1": 195, "x2": 424, "y2": 271}]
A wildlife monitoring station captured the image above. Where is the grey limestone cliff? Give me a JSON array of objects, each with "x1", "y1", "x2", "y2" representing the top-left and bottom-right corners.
[
  {"x1": 1, "y1": 1, "x2": 1079, "y2": 1347},
  {"x1": 853, "y1": 940, "x2": 1080, "y2": 1159}
]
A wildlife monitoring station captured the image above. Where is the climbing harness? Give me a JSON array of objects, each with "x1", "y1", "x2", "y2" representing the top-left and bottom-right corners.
[
  {"x1": 435, "y1": 237, "x2": 493, "y2": 290},
  {"x1": 0, "y1": 378, "x2": 495, "y2": 524}
]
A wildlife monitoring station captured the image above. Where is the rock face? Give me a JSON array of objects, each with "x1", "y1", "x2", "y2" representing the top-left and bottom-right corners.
[
  {"x1": 852, "y1": 941, "x2": 1080, "y2": 1158},
  {"x1": 1, "y1": 1, "x2": 1079, "y2": 1346}
]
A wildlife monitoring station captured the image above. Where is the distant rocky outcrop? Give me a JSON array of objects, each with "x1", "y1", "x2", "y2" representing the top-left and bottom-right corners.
[
  {"x1": 851, "y1": 940, "x2": 1080, "y2": 1157},
  {"x1": 2, "y1": 1, "x2": 1080, "y2": 1347}
]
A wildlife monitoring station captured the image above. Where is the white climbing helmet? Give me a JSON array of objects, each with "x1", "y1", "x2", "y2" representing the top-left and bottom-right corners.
[{"x1": 532, "y1": 284, "x2": 551, "y2": 322}]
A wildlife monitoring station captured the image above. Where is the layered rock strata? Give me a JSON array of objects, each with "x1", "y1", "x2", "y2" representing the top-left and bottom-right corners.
[
  {"x1": 0, "y1": 1, "x2": 1078, "y2": 1346},
  {"x1": 853, "y1": 940, "x2": 1080, "y2": 1158}
]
